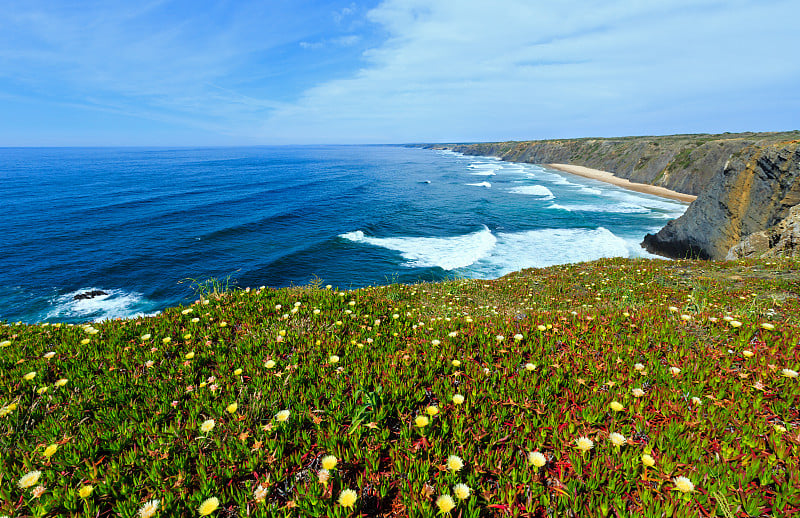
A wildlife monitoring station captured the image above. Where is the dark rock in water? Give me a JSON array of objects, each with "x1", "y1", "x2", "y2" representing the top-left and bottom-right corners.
[
  {"x1": 73, "y1": 290, "x2": 108, "y2": 301},
  {"x1": 642, "y1": 140, "x2": 800, "y2": 260}
]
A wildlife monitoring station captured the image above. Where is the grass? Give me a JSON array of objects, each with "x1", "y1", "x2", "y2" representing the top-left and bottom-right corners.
[{"x1": 1, "y1": 257, "x2": 799, "y2": 517}]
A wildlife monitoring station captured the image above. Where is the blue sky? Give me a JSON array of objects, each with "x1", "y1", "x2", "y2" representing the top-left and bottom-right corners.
[{"x1": 1, "y1": 0, "x2": 798, "y2": 146}]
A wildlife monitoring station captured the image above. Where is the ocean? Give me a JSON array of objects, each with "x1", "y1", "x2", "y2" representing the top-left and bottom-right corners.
[{"x1": 0, "y1": 145, "x2": 688, "y2": 324}]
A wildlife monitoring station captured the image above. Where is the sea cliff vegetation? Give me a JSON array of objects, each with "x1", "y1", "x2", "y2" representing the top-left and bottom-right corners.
[{"x1": 2, "y1": 257, "x2": 799, "y2": 517}]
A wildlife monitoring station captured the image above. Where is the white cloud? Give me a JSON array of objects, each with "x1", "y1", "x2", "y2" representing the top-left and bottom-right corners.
[{"x1": 259, "y1": 0, "x2": 800, "y2": 143}]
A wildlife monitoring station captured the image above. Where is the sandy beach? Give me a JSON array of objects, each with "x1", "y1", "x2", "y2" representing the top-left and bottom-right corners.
[{"x1": 547, "y1": 163, "x2": 697, "y2": 203}]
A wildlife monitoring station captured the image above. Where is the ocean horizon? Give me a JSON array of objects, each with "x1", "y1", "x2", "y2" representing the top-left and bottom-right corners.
[{"x1": 0, "y1": 145, "x2": 688, "y2": 324}]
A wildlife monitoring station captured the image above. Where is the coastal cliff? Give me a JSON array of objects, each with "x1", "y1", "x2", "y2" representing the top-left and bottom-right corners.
[
  {"x1": 643, "y1": 140, "x2": 800, "y2": 259},
  {"x1": 427, "y1": 131, "x2": 800, "y2": 259}
]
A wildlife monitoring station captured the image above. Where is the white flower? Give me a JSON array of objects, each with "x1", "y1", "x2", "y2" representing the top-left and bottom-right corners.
[
  {"x1": 670, "y1": 366, "x2": 681, "y2": 376},
  {"x1": 528, "y1": 451, "x2": 547, "y2": 467},
  {"x1": 525, "y1": 363, "x2": 536, "y2": 371},
  {"x1": 673, "y1": 476, "x2": 695, "y2": 493},
  {"x1": 200, "y1": 419, "x2": 215, "y2": 433},
  {"x1": 18, "y1": 470, "x2": 42, "y2": 489},
  {"x1": 575, "y1": 437, "x2": 594, "y2": 452},
  {"x1": 254, "y1": 484, "x2": 268, "y2": 502},
  {"x1": 453, "y1": 483, "x2": 471, "y2": 500},
  {"x1": 632, "y1": 388, "x2": 645, "y2": 397},
  {"x1": 452, "y1": 394, "x2": 464, "y2": 405},
  {"x1": 634, "y1": 363, "x2": 645, "y2": 371},
  {"x1": 781, "y1": 368, "x2": 798, "y2": 378},
  {"x1": 609, "y1": 432, "x2": 626, "y2": 447},
  {"x1": 276, "y1": 409, "x2": 291, "y2": 422},
  {"x1": 446, "y1": 455, "x2": 464, "y2": 472}
]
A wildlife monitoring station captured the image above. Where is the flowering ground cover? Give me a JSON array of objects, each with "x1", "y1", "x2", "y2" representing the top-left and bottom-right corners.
[{"x1": 1, "y1": 257, "x2": 799, "y2": 517}]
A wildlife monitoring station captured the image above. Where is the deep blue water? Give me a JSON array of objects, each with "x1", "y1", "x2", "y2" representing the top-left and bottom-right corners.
[{"x1": 0, "y1": 145, "x2": 687, "y2": 323}]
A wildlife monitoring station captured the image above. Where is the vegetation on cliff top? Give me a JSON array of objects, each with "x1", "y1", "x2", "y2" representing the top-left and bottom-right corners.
[{"x1": 2, "y1": 257, "x2": 800, "y2": 517}]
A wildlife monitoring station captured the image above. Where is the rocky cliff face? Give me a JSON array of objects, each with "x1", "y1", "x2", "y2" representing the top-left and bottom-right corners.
[
  {"x1": 642, "y1": 140, "x2": 800, "y2": 259},
  {"x1": 726, "y1": 205, "x2": 800, "y2": 259}
]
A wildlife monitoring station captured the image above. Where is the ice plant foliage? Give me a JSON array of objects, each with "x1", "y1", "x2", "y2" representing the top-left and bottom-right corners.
[{"x1": 0, "y1": 257, "x2": 798, "y2": 516}]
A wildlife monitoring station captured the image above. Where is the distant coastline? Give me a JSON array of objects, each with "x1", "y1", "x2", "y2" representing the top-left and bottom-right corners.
[{"x1": 546, "y1": 163, "x2": 696, "y2": 203}]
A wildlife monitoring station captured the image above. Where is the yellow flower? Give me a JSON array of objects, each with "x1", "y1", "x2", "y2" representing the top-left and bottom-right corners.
[
  {"x1": 185, "y1": 351, "x2": 195, "y2": 360},
  {"x1": 265, "y1": 360, "x2": 276, "y2": 369},
  {"x1": 426, "y1": 405, "x2": 439, "y2": 416},
  {"x1": 742, "y1": 350, "x2": 754, "y2": 357},
  {"x1": 275, "y1": 409, "x2": 291, "y2": 422},
  {"x1": 436, "y1": 494, "x2": 456, "y2": 514},
  {"x1": 338, "y1": 488, "x2": 358, "y2": 508},
  {"x1": 453, "y1": 483, "x2": 471, "y2": 500},
  {"x1": 79, "y1": 485, "x2": 94, "y2": 498},
  {"x1": 537, "y1": 324, "x2": 546, "y2": 331},
  {"x1": 43, "y1": 351, "x2": 56, "y2": 359},
  {"x1": 641, "y1": 454, "x2": 656, "y2": 467},
  {"x1": 452, "y1": 394, "x2": 464, "y2": 405},
  {"x1": 162, "y1": 337, "x2": 171, "y2": 344},
  {"x1": 43, "y1": 444, "x2": 58, "y2": 458},
  {"x1": 414, "y1": 415, "x2": 429, "y2": 428},
  {"x1": 0, "y1": 340, "x2": 11, "y2": 347},
  {"x1": 321, "y1": 455, "x2": 337, "y2": 470},
  {"x1": 446, "y1": 455, "x2": 464, "y2": 472},
  {"x1": 226, "y1": 402, "x2": 238, "y2": 414},
  {"x1": 673, "y1": 476, "x2": 695, "y2": 493},
  {"x1": 451, "y1": 359, "x2": 461, "y2": 367},
  {"x1": 23, "y1": 371, "x2": 37, "y2": 381},
  {"x1": 729, "y1": 320, "x2": 742, "y2": 328},
  {"x1": 200, "y1": 419, "x2": 215, "y2": 433},
  {"x1": 525, "y1": 362, "x2": 536, "y2": 371},
  {"x1": 575, "y1": 437, "x2": 594, "y2": 452},
  {"x1": 761, "y1": 322, "x2": 774, "y2": 330},
  {"x1": 329, "y1": 354, "x2": 340, "y2": 364},
  {"x1": 18, "y1": 470, "x2": 42, "y2": 489},
  {"x1": 609, "y1": 433, "x2": 626, "y2": 447},
  {"x1": 234, "y1": 368, "x2": 242, "y2": 376},
  {"x1": 528, "y1": 451, "x2": 546, "y2": 467},
  {"x1": 609, "y1": 401, "x2": 624, "y2": 412},
  {"x1": 37, "y1": 387, "x2": 48, "y2": 395},
  {"x1": 183, "y1": 333, "x2": 192, "y2": 340},
  {"x1": 138, "y1": 498, "x2": 160, "y2": 518},
  {"x1": 514, "y1": 333, "x2": 523, "y2": 341},
  {"x1": 198, "y1": 496, "x2": 219, "y2": 516},
  {"x1": 182, "y1": 308, "x2": 193, "y2": 314},
  {"x1": 55, "y1": 378, "x2": 68, "y2": 387}
]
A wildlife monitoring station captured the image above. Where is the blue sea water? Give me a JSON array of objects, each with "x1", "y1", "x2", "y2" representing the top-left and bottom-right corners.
[{"x1": 0, "y1": 145, "x2": 687, "y2": 323}]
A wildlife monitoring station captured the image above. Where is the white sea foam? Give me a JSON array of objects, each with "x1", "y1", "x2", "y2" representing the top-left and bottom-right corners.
[
  {"x1": 468, "y1": 161, "x2": 501, "y2": 176},
  {"x1": 579, "y1": 186, "x2": 603, "y2": 195},
  {"x1": 45, "y1": 288, "x2": 158, "y2": 322},
  {"x1": 547, "y1": 203, "x2": 571, "y2": 211},
  {"x1": 508, "y1": 185, "x2": 554, "y2": 198},
  {"x1": 340, "y1": 226, "x2": 497, "y2": 270},
  {"x1": 465, "y1": 227, "x2": 631, "y2": 277},
  {"x1": 466, "y1": 181, "x2": 492, "y2": 188},
  {"x1": 559, "y1": 202, "x2": 651, "y2": 214}
]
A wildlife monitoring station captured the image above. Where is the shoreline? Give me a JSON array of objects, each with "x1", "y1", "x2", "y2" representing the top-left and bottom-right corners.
[{"x1": 546, "y1": 163, "x2": 697, "y2": 203}]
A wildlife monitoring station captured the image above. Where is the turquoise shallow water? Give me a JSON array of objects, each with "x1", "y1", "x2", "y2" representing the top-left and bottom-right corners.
[{"x1": 0, "y1": 145, "x2": 687, "y2": 323}]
